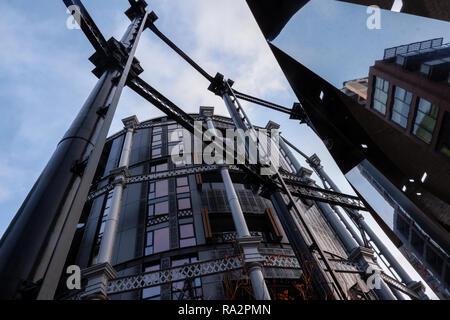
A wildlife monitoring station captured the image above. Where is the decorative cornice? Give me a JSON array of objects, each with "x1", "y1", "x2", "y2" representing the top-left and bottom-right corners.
[{"x1": 122, "y1": 115, "x2": 140, "y2": 129}]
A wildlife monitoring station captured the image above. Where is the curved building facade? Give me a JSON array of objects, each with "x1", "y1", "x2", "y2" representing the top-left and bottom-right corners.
[{"x1": 58, "y1": 110, "x2": 400, "y2": 300}]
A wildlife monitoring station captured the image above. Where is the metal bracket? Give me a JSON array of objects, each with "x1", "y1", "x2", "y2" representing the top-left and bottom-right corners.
[
  {"x1": 207, "y1": 73, "x2": 234, "y2": 96},
  {"x1": 96, "y1": 104, "x2": 110, "y2": 118},
  {"x1": 71, "y1": 158, "x2": 88, "y2": 177}
]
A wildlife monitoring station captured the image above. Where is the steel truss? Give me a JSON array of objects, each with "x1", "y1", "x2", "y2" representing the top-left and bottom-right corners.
[
  {"x1": 29, "y1": 0, "x2": 415, "y2": 301},
  {"x1": 87, "y1": 164, "x2": 366, "y2": 210},
  {"x1": 106, "y1": 253, "x2": 302, "y2": 296},
  {"x1": 65, "y1": 248, "x2": 419, "y2": 299}
]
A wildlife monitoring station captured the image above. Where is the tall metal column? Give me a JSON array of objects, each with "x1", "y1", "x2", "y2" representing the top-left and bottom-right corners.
[
  {"x1": 0, "y1": 2, "x2": 150, "y2": 300},
  {"x1": 200, "y1": 107, "x2": 270, "y2": 300},
  {"x1": 276, "y1": 132, "x2": 397, "y2": 300},
  {"x1": 209, "y1": 80, "x2": 339, "y2": 299},
  {"x1": 81, "y1": 116, "x2": 139, "y2": 300},
  {"x1": 307, "y1": 155, "x2": 428, "y2": 299},
  {"x1": 272, "y1": 125, "x2": 365, "y2": 249}
]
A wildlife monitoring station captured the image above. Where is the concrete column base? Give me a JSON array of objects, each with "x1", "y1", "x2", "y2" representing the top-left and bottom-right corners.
[{"x1": 80, "y1": 262, "x2": 118, "y2": 300}]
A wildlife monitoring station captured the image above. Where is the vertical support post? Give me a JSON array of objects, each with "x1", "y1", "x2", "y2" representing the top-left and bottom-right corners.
[
  {"x1": 97, "y1": 116, "x2": 139, "y2": 265},
  {"x1": 201, "y1": 107, "x2": 270, "y2": 300},
  {"x1": 82, "y1": 116, "x2": 138, "y2": 300},
  {"x1": 0, "y1": 3, "x2": 149, "y2": 300},
  {"x1": 269, "y1": 191, "x2": 336, "y2": 299},
  {"x1": 275, "y1": 131, "x2": 365, "y2": 247},
  {"x1": 210, "y1": 80, "x2": 342, "y2": 299},
  {"x1": 308, "y1": 155, "x2": 427, "y2": 299}
]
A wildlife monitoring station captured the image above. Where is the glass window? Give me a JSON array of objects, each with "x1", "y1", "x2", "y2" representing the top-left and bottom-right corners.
[
  {"x1": 169, "y1": 129, "x2": 182, "y2": 143},
  {"x1": 437, "y1": 112, "x2": 450, "y2": 158},
  {"x1": 180, "y1": 238, "x2": 196, "y2": 248},
  {"x1": 177, "y1": 177, "x2": 188, "y2": 186},
  {"x1": 169, "y1": 144, "x2": 184, "y2": 156},
  {"x1": 145, "y1": 231, "x2": 154, "y2": 255},
  {"x1": 176, "y1": 177, "x2": 190, "y2": 194},
  {"x1": 410, "y1": 230, "x2": 425, "y2": 254},
  {"x1": 154, "y1": 201, "x2": 169, "y2": 215},
  {"x1": 148, "y1": 204, "x2": 155, "y2": 217},
  {"x1": 396, "y1": 215, "x2": 410, "y2": 240},
  {"x1": 154, "y1": 227, "x2": 170, "y2": 253},
  {"x1": 412, "y1": 98, "x2": 439, "y2": 144},
  {"x1": 180, "y1": 224, "x2": 194, "y2": 238},
  {"x1": 145, "y1": 265, "x2": 160, "y2": 272},
  {"x1": 155, "y1": 180, "x2": 168, "y2": 198},
  {"x1": 150, "y1": 162, "x2": 168, "y2": 173},
  {"x1": 172, "y1": 258, "x2": 191, "y2": 267},
  {"x1": 146, "y1": 231, "x2": 153, "y2": 246},
  {"x1": 142, "y1": 286, "x2": 161, "y2": 300},
  {"x1": 156, "y1": 163, "x2": 168, "y2": 172},
  {"x1": 371, "y1": 77, "x2": 389, "y2": 115},
  {"x1": 171, "y1": 256, "x2": 202, "y2": 300},
  {"x1": 179, "y1": 223, "x2": 196, "y2": 248},
  {"x1": 391, "y1": 86, "x2": 412, "y2": 128},
  {"x1": 149, "y1": 180, "x2": 168, "y2": 200},
  {"x1": 153, "y1": 134, "x2": 162, "y2": 143},
  {"x1": 177, "y1": 186, "x2": 190, "y2": 194},
  {"x1": 426, "y1": 247, "x2": 443, "y2": 273},
  {"x1": 178, "y1": 198, "x2": 191, "y2": 210},
  {"x1": 152, "y1": 148, "x2": 162, "y2": 159}
]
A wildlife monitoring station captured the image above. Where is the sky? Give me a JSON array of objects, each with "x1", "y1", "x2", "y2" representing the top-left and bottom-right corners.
[{"x1": 0, "y1": 0, "x2": 447, "y2": 298}]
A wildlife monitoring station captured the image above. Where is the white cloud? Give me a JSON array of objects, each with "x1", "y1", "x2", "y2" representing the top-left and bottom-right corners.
[
  {"x1": 0, "y1": 2, "x2": 95, "y2": 210},
  {"x1": 108, "y1": 0, "x2": 291, "y2": 133}
]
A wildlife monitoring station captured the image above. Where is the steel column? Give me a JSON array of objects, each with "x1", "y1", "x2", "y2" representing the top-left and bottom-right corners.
[
  {"x1": 203, "y1": 109, "x2": 270, "y2": 300},
  {"x1": 312, "y1": 158, "x2": 427, "y2": 299},
  {"x1": 0, "y1": 6, "x2": 149, "y2": 300},
  {"x1": 217, "y1": 90, "x2": 339, "y2": 299}
]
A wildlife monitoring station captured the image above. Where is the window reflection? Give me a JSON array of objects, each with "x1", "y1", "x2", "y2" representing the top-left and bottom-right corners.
[
  {"x1": 437, "y1": 112, "x2": 450, "y2": 157},
  {"x1": 391, "y1": 86, "x2": 412, "y2": 128},
  {"x1": 154, "y1": 227, "x2": 170, "y2": 253},
  {"x1": 154, "y1": 201, "x2": 169, "y2": 216},
  {"x1": 176, "y1": 177, "x2": 190, "y2": 194},
  {"x1": 412, "y1": 98, "x2": 439, "y2": 144},
  {"x1": 152, "y1": 148, "x2": 161, "y2": 159},
  {"x1": 150, "y1": 162, "x2": 168, "y2": 173},
  {"x1": 178, "y1": 198, "x2": 191, "y2": 210},
  {"x1": 372, "y1": 77, "x2": 389, "y2": 115}
]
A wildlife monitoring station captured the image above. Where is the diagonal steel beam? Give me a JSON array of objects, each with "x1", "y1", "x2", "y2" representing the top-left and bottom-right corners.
[
  {"x1": 127, "y1": 76, "x2": 199, "y2": 133},
  {"x1": 63, "y1": 0, "x2": 109, "y2": 57}
]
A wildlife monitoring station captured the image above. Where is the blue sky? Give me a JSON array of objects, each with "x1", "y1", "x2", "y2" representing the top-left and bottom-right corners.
[{"x1": 0, "y1": 0, "x2": 447, "y2": 298}]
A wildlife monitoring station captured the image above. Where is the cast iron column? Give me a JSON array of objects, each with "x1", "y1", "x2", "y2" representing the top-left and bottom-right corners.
[
  {"x1": 308, "y1": 155, "x2": 427, "y2": 299},
  {"x1": 211, "y1": 82, "x2": 337, "y2": 299},
  {"x1": 201, "y1": 107, "x2": 270, "y2": 300},
  {"x1": 0, "y1": 3, "x2": 150, "y2": 300}
]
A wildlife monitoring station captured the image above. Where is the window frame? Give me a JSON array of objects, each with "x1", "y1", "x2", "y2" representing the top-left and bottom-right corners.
[
  {"x1": 391, "y1": 86, "x2": 413, "y2": 129},
  {"x1": 371, "y1": 76, "x2": 390, "y2": 115},
  {"x1": 412, "y1": 97, "x2": 439, "y2": 144}
]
